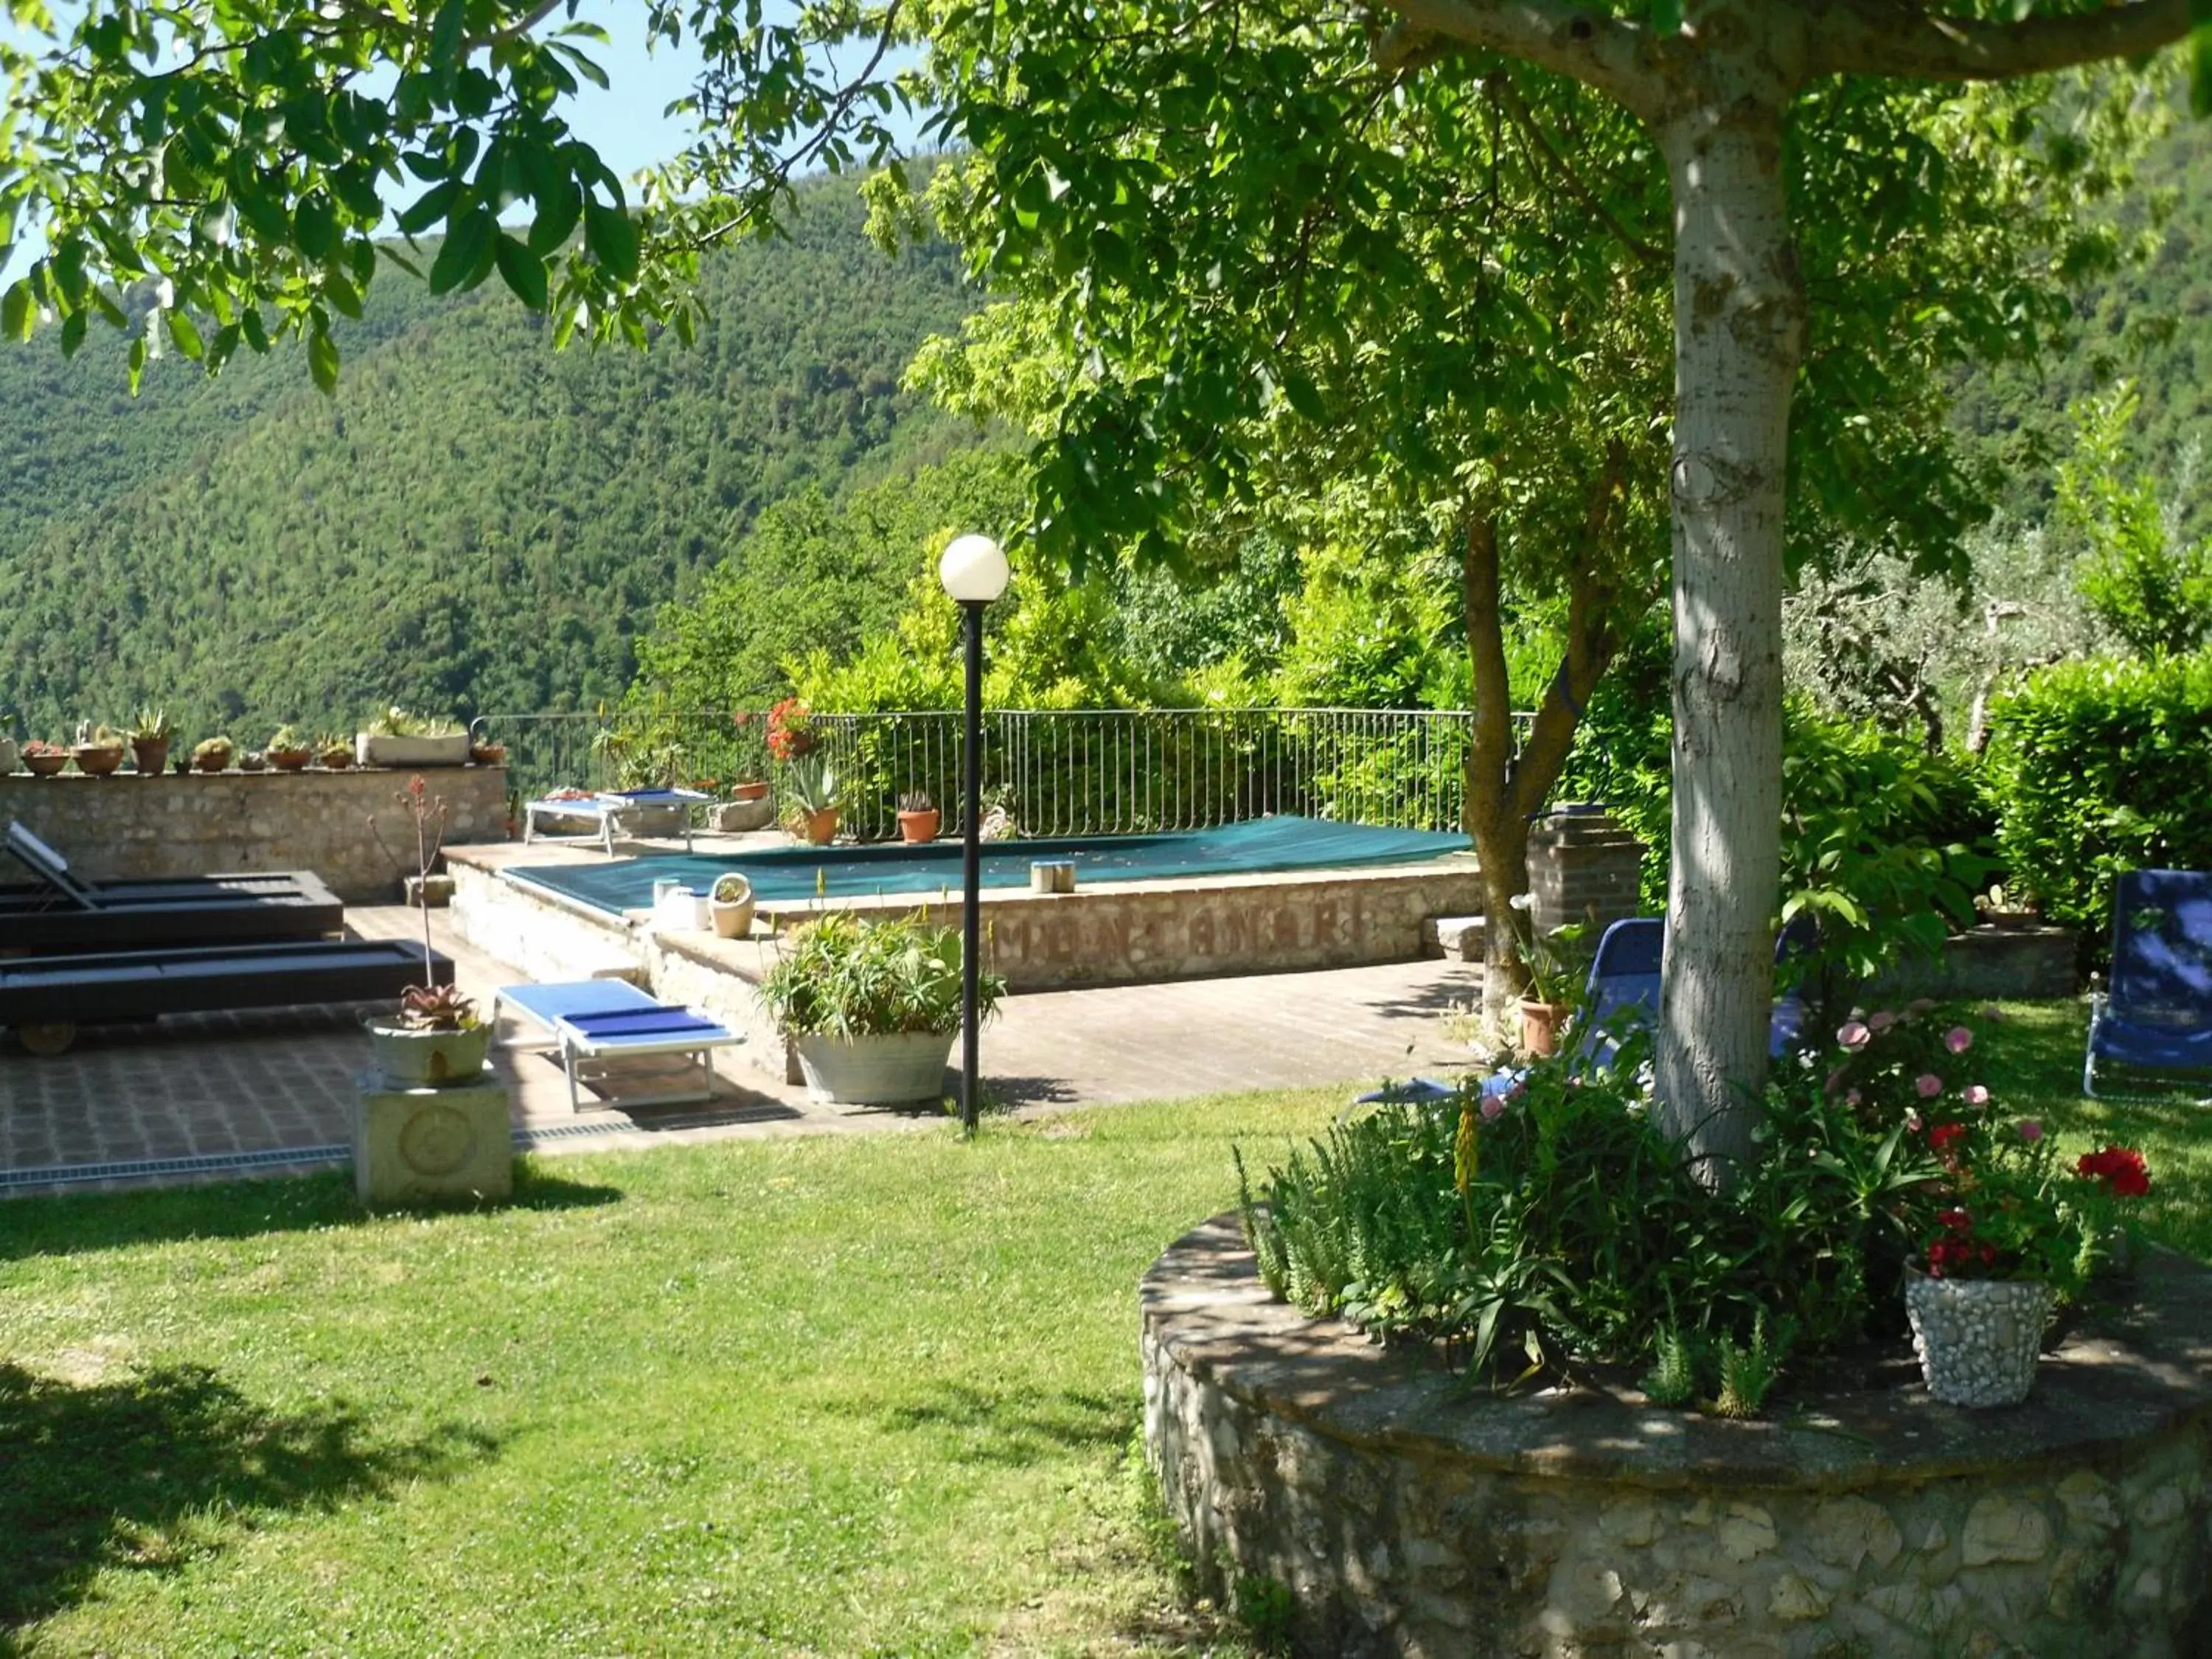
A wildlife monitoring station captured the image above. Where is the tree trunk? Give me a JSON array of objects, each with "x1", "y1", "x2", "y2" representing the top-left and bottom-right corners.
[{"x1": 1652, "y1": 79, "x2": 1804, "y2": 1171}]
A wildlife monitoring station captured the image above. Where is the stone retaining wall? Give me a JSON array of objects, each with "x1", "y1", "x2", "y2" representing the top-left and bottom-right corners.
[
  {"x1": 1, "y1": 768, "x2": 510, "y2": 905},
  {"x1": 1142, "y1": 1216, "x2": 2212, "y2": 1658}
]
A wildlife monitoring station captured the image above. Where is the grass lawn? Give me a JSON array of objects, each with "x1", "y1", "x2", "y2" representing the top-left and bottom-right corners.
[{"x1": 0, "y1": 1000, "x2": 2204, "y2": 1657}]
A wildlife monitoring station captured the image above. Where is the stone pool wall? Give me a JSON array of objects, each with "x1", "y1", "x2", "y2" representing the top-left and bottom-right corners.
[
  {"x1": 1, "y1": 768, "x2": 510, "y2": 904},
  {"x1": 1142, "y1": 1215, "x2": 2212, "y2": 1658}
]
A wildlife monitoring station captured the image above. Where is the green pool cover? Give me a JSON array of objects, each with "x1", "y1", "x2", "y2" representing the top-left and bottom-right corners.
[{"x1": 507, "y1": 814, "x2": 1471, "y2": 914}]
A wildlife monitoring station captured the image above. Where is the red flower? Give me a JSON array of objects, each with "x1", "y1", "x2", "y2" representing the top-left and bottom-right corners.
[
  {"x1": 2077, "y1": 1146, "x2": 2151, "y2": 1199},
  {"x1": 1937, "y1": 1208, "x2": 1972, "y2": 1233},
  {"x1": 1927, "y1": 1121, "x2": 1968, "y2": 1155}
]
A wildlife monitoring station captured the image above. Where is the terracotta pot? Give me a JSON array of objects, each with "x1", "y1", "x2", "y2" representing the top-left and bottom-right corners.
[
  {"x1": 897, "y1": 808, "x2": 942, "y2": 844},
  {"x1": 470, "y1": 744, "x2": 507, "y2": 766},
  {"x1": 799, "y1": 807, "x2": 840, "y2": 846},
  {"x1": 194, "y1": 751, "x2": 231, "y2": 773},
  {"x1": 73, "y1": 745, "x2": 124, "y2": 776},
  {"x1": 731, "y1": 780, "x2": 771, "y2": 804},
  {"x1": 130, "y1": 739, "x2": 170, "y2": 776},
  {"x1": 319, "y1": 749, "x2": 353, "y2": 771},
  {"x1": 268, "y1": 748, "x2": 313, "y2": 771},
  {"x1": 1519, "y1": 998, "x2": 1571, "y2": 1060},
  {"x1": 22, "y1": 751, "x2": 69, "y2": 777}
]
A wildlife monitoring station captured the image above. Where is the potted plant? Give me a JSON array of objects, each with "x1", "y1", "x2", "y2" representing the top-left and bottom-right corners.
[
  {"x1": 1823, "y1": 1007, "x2": 2146, "y2": 1407},
  {"x1": 358, "y1": 706, "x2": 471, "y2": 768},
  {"x1": 192, "y1": 735, "x2": 234, "y2": 773},
  {"x1": 21, "y1": 739, "x2": 70, "y2": 777},
  {"x1": 365, "y1": 774, "x2": 491, "y2": 1083},
  {"x1": 316, "y1": 731, "x2": 354, "y2": 769},
  {"x1": 1974, "y1": 883, "x2": 2041, "y2": 931},
  {"x1": 72, "y1": 721, "x2": 125, "y2": 776},
  {"x1": 783, "y1": 754, "x2": 841, "y2": 846},
  {"x1": 470, "y1": 739, "x2": 507, "y2": 766},
  {"x1": 897, "y1": 790, "x2": 942, "y2": 844},
  {"x1": 709, "y1": 872, "x2": 757, "y2": 939},
  {"x1": 267, "y1": 724, "x2": 313, "y2": 771},
  {"x1": 239, "y1": 749, "x2": 269, "y2": 772},
  {"x1": 759, "y1": 911, "x2": 1005, "y2": 1105},
  {"x1": 1510, "y1": 907, "x2": 1591, "y2": 1059},
  {"x1": 127, "y1": 707, "x2": 175, "y2": 775}
]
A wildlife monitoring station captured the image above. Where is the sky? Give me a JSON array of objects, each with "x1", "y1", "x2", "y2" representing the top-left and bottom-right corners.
[{"x1": 0, "y1": 1, "x2": 920, "y2": 287}]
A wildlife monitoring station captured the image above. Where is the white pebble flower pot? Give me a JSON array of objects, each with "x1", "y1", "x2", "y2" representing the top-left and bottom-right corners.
[{"x1": 1905, "y1": 1272, "x2": 2055, "y2": 1407}]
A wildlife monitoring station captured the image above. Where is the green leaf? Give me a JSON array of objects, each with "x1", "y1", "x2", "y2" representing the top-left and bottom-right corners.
[
  {"x1": 59, "y1": 309, "x2": 86, "y2": 356},
  {"x1": 528, "y1": 182, "x2": 584, "y2": 257},
  {"x1": 295, "y1": 193, "x2": 339, "y2": 263},
  {"x1": 585, "y1": 199, "x2": 639, "y2": 280},
  {"x1": 429, "y1": 206, "x2": 493, "y2": 294},
  {"x1": 165, "y1": 308, "x2": 205, "y2": 361},
  {"x1": 2194, "y1": 21, "x2": 2212, "y2": 119},
  {"x1": 308, "y1": 325, "x2": 339, "y2": 394},
  {"x1": 1647, "y1": 0, "x2": 1683, "y2": 33},
  {"x1": 397, "y1": 178, "x2": 464, "y2": 237},
  {"x1": 127, "y1": 334, "x2": 146, "y2": 395},
  {"x1": 325, "y1": 273, "x2": 364, "y2": 319},
  {"x1": 493, "y1": 234, "x2": 549, "y2": 310},
  {"x1": 0, "y1": 280, "x2": 29, "y2": 343},
  {"x1": 240, "y1": 306, "x2": 269, "y2": 354}
]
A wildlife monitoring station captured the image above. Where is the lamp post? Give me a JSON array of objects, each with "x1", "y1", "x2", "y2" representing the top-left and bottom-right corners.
[{"x1": 938, "y1": 532, "x2": 1009, "y2": 1136}]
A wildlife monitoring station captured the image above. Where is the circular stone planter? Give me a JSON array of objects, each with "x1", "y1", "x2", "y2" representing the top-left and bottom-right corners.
[
  {"x1": 1141, "y1": 1215, "x2": 2212, "y2": 1658},
  {"x1": 792, "y1": 1030, "x2": 953, "y2": 1105},
  {"x1": 366, "y1": 1022, "x2": 493, "y2": 1088}
]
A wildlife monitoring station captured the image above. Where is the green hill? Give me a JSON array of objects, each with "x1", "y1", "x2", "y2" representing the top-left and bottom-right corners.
[{"x1": 0, "y1": 181, "x2": 979, "y2": 742}]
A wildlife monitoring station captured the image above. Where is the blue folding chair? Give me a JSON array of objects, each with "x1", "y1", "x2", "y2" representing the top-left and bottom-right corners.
[
  {"x1": 1579, "y1": 916, "x2": 1806, "y2": 1069},
  {"x1": 2084, "y1": 869, "x2": 2212, "y2": 1099}
]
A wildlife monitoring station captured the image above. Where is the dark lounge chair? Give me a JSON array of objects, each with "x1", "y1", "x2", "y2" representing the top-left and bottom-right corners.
[
  {"x1": 0, "y1": 939, "x2": 453, "y2": 1054},
  {"x1": 2084, "y1": 869, "x2": 2212, "y2": 1098},
  {"x1": 3, "y1": 821, "x2": 343, "y2": 952}
]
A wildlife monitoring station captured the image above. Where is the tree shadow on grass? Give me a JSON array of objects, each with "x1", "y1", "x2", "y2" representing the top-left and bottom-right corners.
[
  {"x1": 0, "y1": 1164, "x2": 623, "y2": 1265},
  {"x1": 880, "y1": 1380, "x2": 1134, "y2": 1468},
  {"x1": 0, "y1": 1360, "x2": 498, "y2": 1653}
]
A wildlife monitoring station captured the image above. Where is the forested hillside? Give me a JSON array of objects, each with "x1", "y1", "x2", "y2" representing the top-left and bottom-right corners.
[{"x1": 0, "y1": 181, "x2": 979, "y2": 739}]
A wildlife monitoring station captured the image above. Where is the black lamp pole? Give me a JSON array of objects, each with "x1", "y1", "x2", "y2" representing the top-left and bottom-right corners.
[{"x1": 959, "y1": 597, "x2": 986, "y2": 1136}]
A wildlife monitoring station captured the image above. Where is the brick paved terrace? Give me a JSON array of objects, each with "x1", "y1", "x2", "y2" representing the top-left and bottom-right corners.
[{"x1": 1, "y1": 905, "x2": 1484, "y2": 1197}]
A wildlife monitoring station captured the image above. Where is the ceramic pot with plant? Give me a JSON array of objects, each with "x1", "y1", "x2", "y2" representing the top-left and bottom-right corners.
[
  {"x1": 192, "y1": 735, "x2": 234, "y2": 773},
  {"x1": 266, "y1": 725, "x2": 313, "y2": 771},
  {"x1": 127, "y1": 706, "x2": 175, "y2": 775},
  {"x1": 709, "y1": 873, "x2": 757, "y2": 939},
  {"x1": 759, "y1": 911, "x2": 1005, "y2": 1105},
  {"x1": 21, "y1": 740, "x2": 70, "y2": 777},
  {"x1": 783, "y1": 753, "x2": 841, "y2": 846},
  {"x1": 239, "y1": 750, "x2": 269, "y2": 773},
  {"x1": 470, "y1": 739, "x2": 507, "y2": 766},
  {"x1": 1511, "y1": 908, "x2": 1590, "y2": 1059},
  {"x1": 364, "y1": 776, "x2": 487, "y2": 1082},
  {"x1": 896, "y1": 790, "x2": 941, "y2": 844},
  {"x1": 317, "y1": 733, "x2": 353, "y2": 770},
  {"x1": 358, "y1": 707, "x2": 470, "y2": 768},
  {"x1": 72, "y1": 721, "x2": 125, "y2": 776}
]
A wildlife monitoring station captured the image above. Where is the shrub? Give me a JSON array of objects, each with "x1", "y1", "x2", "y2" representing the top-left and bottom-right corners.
[
  {"x1": 759, "y1": 911, "x2": 1004, "y2": 1039},
  {"x1": 1237, "y1": 1006, "x2": 2125, "y2": 1406},
  {"x1": 1982, "y1": 651, "x2": 2212, "y2": 938}
]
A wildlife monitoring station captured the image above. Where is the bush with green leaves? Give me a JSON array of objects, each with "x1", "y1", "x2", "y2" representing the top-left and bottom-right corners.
[
  {"x1": 759, "y1": 911, "x2": 1004, "y2": 1040},
  {"x1": 1235, "y1": 1008, "x2": 2100, "y2": 1408},
  {"x1": 1982, "y1": 650, "x2": 2212, "y2": 939}
]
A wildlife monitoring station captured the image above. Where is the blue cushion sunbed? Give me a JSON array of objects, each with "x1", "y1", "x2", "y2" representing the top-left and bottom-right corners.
[
  {"x1": 2085, "y1": 869, "x2": 2212, "y2": 1098},
  {"x1": 493, "y1": 978, "x2": 742, "y2": 1112}
]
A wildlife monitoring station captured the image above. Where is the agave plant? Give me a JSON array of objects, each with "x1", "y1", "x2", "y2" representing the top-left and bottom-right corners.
[{"x1": 784, "y1": 753, "x2": 840, "y2": 815}]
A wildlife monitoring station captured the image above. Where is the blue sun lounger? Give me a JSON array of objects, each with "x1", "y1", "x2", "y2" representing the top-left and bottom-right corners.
[
  {"x1": 493, "y1": 978, "x2": 742, "y2": 1112},
  {"x1": 2084, "y1": 869, "x2": 2212, "y2": 1099}
]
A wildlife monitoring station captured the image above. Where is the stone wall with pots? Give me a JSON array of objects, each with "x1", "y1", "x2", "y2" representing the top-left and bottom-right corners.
[
  {"x1": 0, "y1": 766, "x2": 511, "y2": 905},
  {"x1": 1143, "y1": 1215, "x2": 2212, "y2": 1658}
]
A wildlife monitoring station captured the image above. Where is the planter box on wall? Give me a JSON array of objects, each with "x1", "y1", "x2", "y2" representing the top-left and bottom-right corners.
[{"x1": 357, "y1": 732, "x2": 473, "y2": 768}]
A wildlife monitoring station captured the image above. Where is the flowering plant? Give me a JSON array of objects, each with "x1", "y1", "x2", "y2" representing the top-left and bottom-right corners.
[
  {"x1": 766, "y1": 698, "x2": 817, "y2": 762},
  {"x1": 1822, "y1": 1004, "x2": 2146, "y2": 1293}
]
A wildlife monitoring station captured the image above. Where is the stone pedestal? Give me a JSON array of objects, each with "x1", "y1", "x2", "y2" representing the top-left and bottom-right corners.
[
  {"x1": 352, "y1": 1066, "x2": 514, "y2": 1206},
  {"x1": 709, "y1": 797, "x2": 776, "y2": 833},
  {"x1": 1526, "y1": 805, "x2": 1644, "y2": 936}
]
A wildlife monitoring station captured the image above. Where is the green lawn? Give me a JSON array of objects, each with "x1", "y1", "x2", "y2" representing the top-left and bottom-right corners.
[{"x1": 0, "y1": 1001, "x2": 2203, "y2": 1658}]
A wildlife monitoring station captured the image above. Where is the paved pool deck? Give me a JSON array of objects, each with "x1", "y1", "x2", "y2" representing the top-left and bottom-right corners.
[{"x1": 0, "y1": 905, "x2": 1485, "y2": 1197}]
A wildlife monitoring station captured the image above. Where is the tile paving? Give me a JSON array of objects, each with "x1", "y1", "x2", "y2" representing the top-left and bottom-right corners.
[{"x1": 1, "y1": 902, "x2": 1485, "y2": 1197}]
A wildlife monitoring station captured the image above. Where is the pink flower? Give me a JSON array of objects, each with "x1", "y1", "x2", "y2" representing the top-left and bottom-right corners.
[
  {"x1": 1479, "y1": 1093, "x2": 1509, "y2": 1122},
  {"x1": 1964, "y1": 1085, "x2": 1990, "y2": 1107},
  {"x1": 1916, "y1": 1073, "x2": 1944, "y2": 1099},
  {"x1": 1868, "y1": 1010, "x2": 1898, "y2": 1033},
  {"x1": 1837, "y1": 1021, "x2": 1871, "y2": 1051},
  {"x1": 1905, "y1": 1109, "x2": 1923, "y2": 1133},
  {"x1": 1944, "y1": 1026, "x2": 1973, "y2": 1054},
  {"x1": 1846, "y1": 1090, "x2": 1863, "y2": 1107},
  {"x1": 2015, "y1": 1119, "x2": 2043, "y2": 1142}
]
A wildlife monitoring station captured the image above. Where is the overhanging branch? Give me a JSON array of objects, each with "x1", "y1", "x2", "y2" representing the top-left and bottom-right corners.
[
  {"x1": 1366, "y1": 0, "x2": 1660, "y2": 118},
  {"x1": 1809, "y1": 0, "x2": 2192, "y2": 81}
]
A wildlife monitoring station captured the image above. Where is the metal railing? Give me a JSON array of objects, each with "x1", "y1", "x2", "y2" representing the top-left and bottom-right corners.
[{"x1": 472, "y1": 706, "x2": 1534, "y2": 840}]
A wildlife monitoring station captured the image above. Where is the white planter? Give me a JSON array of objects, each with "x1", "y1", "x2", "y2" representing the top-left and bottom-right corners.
[
  {"x1": 357, "y1": 731, "x2": 472, "y2": 768},
  {"x1": 0, "y1": 736, "x2": 16, "y2": 774},
  {"x1": 366, "y1": 1020, "x2": 493, "y2": 1088},
  {"x1": 1905, "y1": 1273, "x2": 2055, "y2": 1407},
  {"x1": 651, "y1": 885, "x2": 711, "y2": 931},
  {"x1": 793, "y1": 1030, "x2": 956, "y2": 1105}
]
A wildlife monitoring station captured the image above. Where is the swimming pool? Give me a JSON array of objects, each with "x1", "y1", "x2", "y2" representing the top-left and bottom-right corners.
[{"x1": 506, "y1": 815, "x2": 1470, "y2": 917}]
